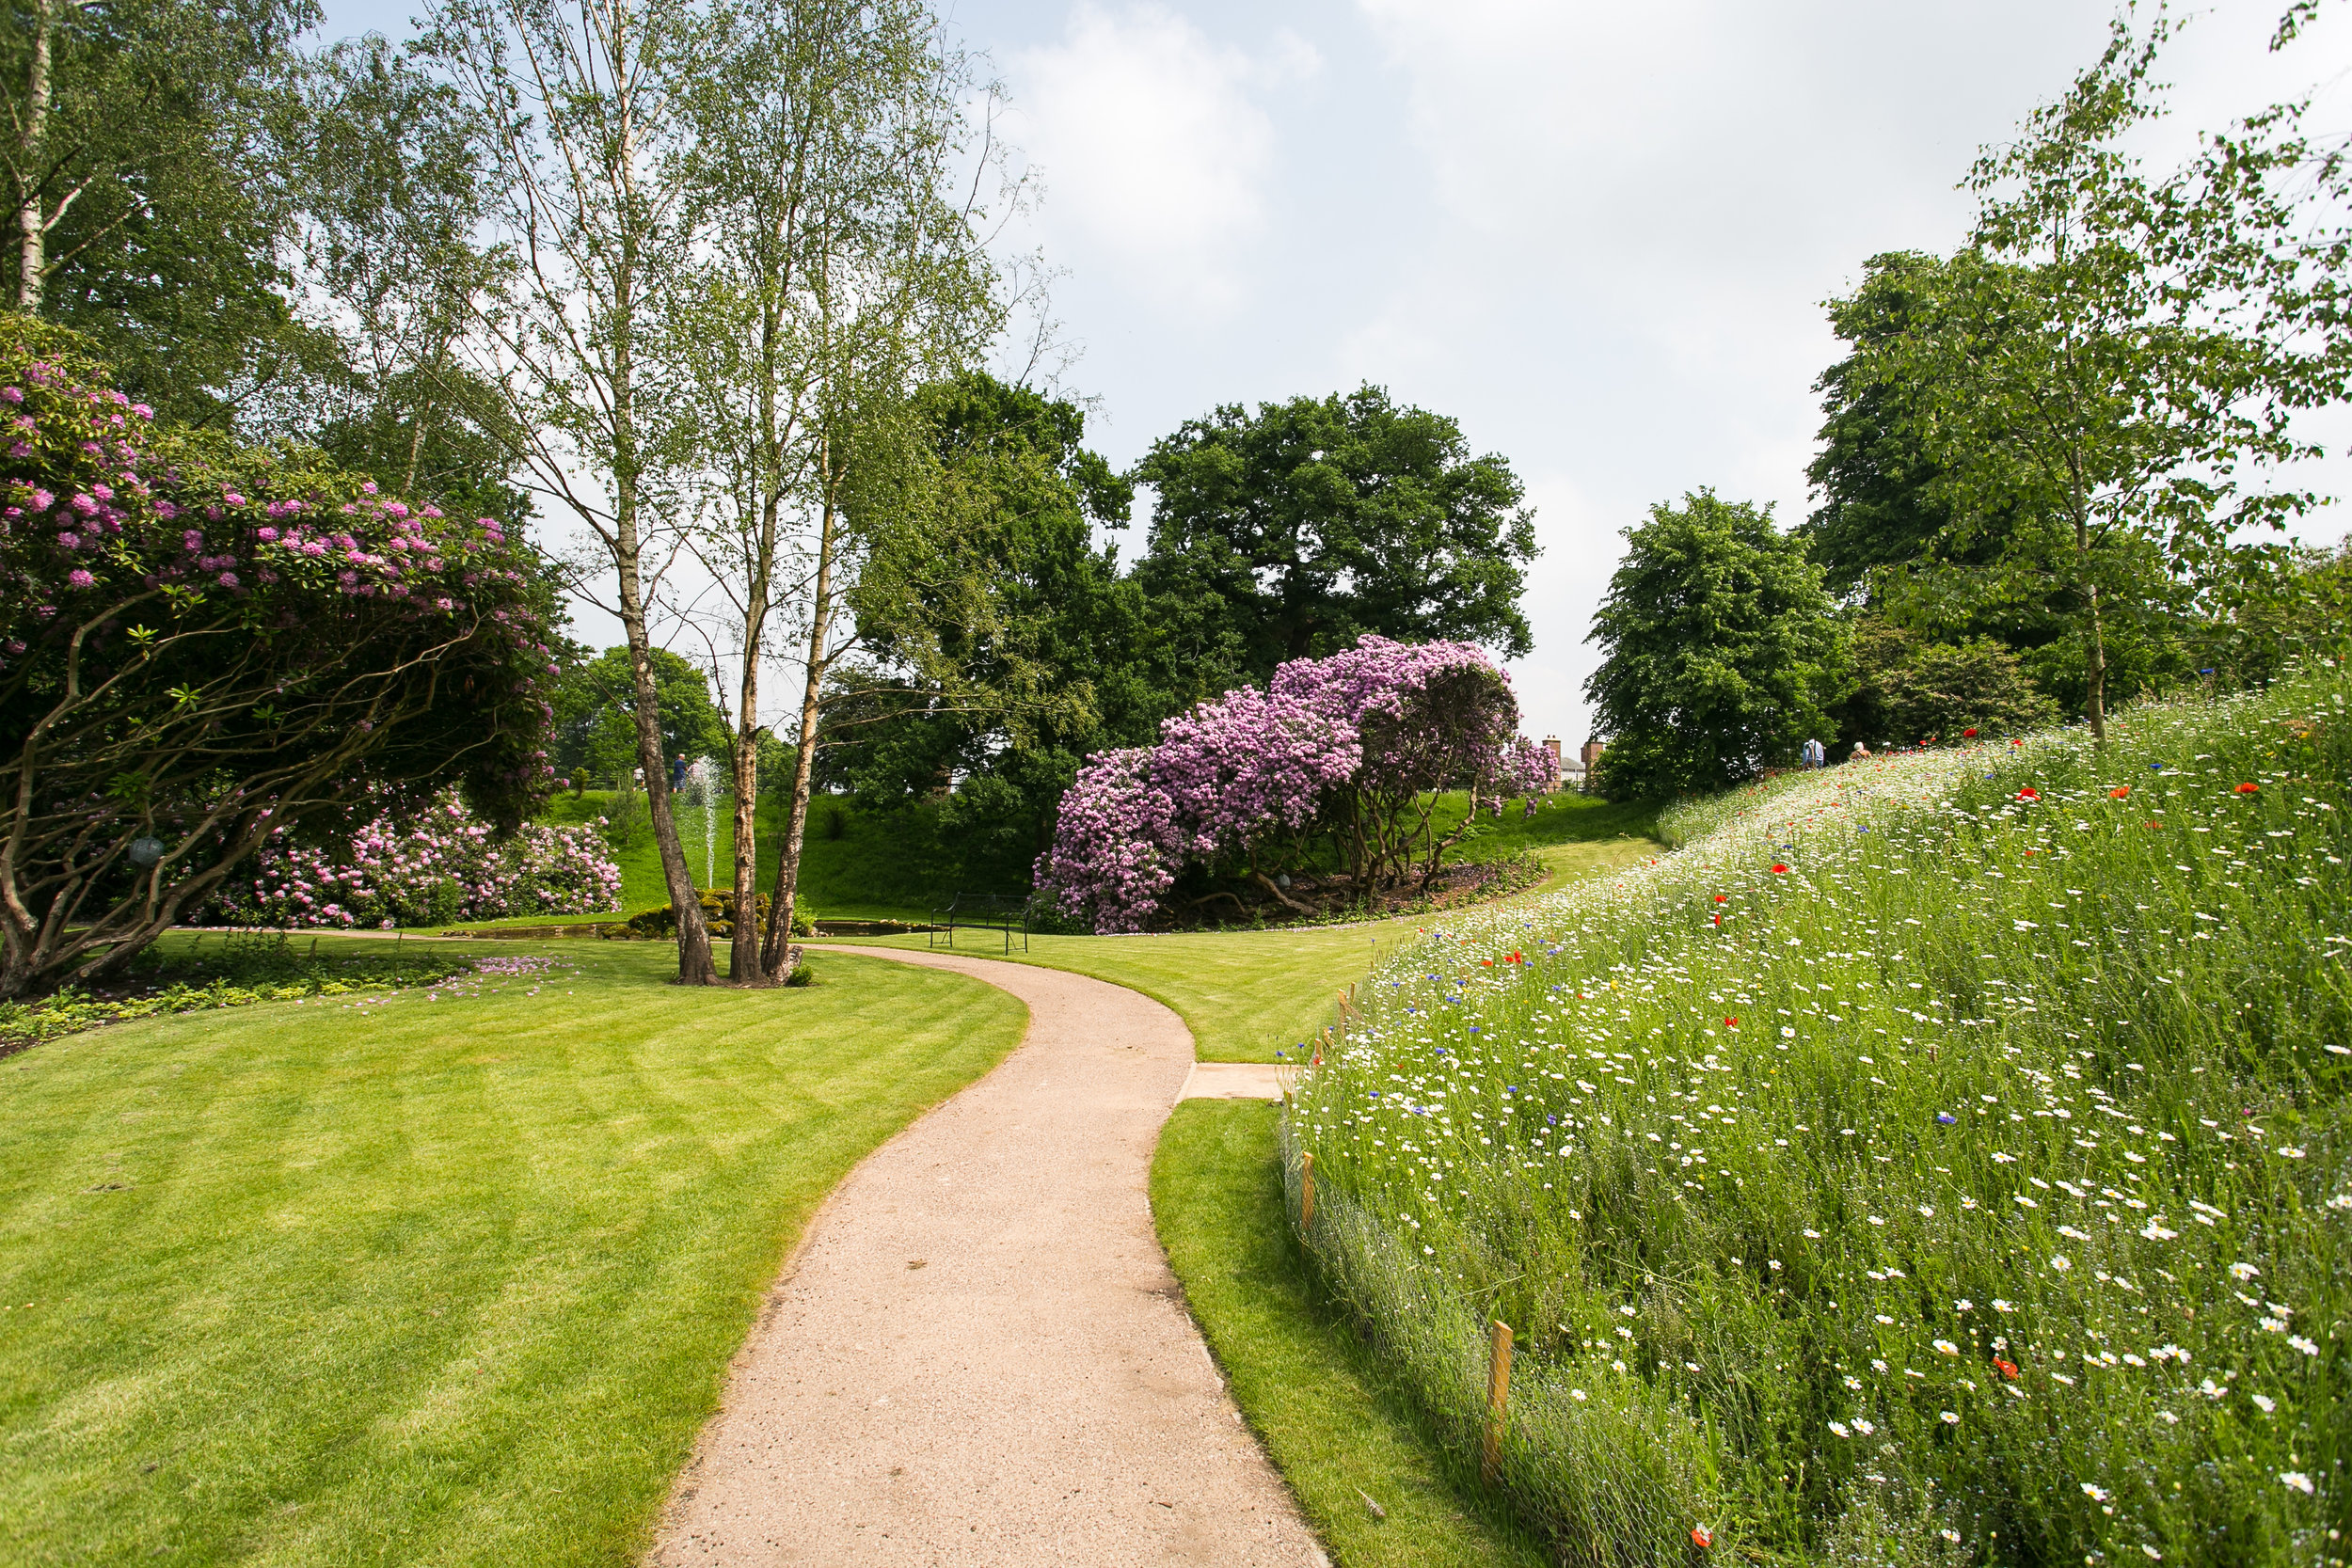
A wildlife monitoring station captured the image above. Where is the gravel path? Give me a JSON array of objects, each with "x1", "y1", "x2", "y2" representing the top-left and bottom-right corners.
[{"x1": 647, "y1": 946, "x2": 1324, "y2": 1567}]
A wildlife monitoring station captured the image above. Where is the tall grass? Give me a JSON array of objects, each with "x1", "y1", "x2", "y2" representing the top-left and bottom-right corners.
[{"x1": 1288, "y1": 667, "x2": 2351, "y2": 1566}]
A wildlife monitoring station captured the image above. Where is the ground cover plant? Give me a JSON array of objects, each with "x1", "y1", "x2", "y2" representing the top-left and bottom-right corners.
[
  {"x1": 1153, "y1": 1099, "x2": 1552, "y2": 1568},
  {"x1": 1286, "y1": 667, "x2": 2351, "y2": 1565},
  {"x1": 0, "y1": 929, "x2": 477, "y2": 1053},
  {"x1": 0, "y1": 940, "x2": 1025, "y2": 1566}
]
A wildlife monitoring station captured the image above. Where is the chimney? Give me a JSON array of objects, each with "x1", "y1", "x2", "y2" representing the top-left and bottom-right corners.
[{"x1": 1581, "y1": 738, "x2": 1606, "y2": 770}]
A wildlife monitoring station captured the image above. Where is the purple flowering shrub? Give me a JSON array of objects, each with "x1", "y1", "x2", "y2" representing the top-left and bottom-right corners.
[
  {"x1": 1036, "y1": 636, "x2": 1559, "y2": 932},
  {"x1": 0, "y1": 319, "x2": 559, "y2": 998},
  {"x1": 211, "y1": 793, "x2": 623, "y2": 928}
]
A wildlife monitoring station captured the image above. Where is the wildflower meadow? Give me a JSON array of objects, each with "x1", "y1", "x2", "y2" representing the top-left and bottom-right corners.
[{"x1": 1286, "y1": 666, "x2": 2351, "y2": 1566}]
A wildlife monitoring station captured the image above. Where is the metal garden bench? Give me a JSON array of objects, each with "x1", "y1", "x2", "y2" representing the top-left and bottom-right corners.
[{"x1": 928, "y1": 891, "x2": 1031, "y2": 953}]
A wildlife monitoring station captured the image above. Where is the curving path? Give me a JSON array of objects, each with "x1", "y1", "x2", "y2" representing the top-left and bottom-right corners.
[{"x1": 647, "y1": 946, "x2": 1324, "y2": 1567}]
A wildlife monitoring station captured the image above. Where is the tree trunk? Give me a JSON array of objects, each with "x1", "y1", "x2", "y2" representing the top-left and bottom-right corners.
[
  {"x1": 761, "y1": 480, "x2": 838, "y2": 975},
  {"x1": 15, "y1": 0, "x2": 54, "y2": 310},
  {"x1": 1422, "y1": 785, "x2": 1480, "y2": 887},
  {"x1": 2074, "y1": 507, "x2": 2107, "y2": 746},
  {"x1": 618, "y1": 583, "x2": 718, "y2": 984},
  {"x1": 726, "y1": 514, "x2": 773, "y2": 983},
  {"x1": 2084, "y1": 581, "x2": 2108, "y2": 745},
  {"x1": 1251, "y1": 868, "x2": 1315, "y2": 916}
]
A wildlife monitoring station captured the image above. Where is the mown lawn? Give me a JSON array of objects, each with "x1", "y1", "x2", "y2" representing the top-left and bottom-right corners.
[
  {"x1": 841, "y1": 921, "x2": 1417, "y2": 1063},
  {"x1": 0, "y1": 941, "x2": 1025, "y2": 1567},
  {"x1": 833, "y1": 831, "x2": 1658, "y2": 1064}
]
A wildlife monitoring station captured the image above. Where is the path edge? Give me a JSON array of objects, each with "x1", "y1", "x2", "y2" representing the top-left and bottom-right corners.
[
  {"x1": 635, "y1": 942, "x2": 1337, "y2": 1568},
  {"x1": 634, "y1": 945, "x2": 1032, "y2": 1560}
]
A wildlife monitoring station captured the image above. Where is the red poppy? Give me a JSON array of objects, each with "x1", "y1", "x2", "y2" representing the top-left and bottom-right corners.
[
  {"x1": 1993, "y1": 1357, "x2": 2020, "y2": 1381},
  {"x1": 1692, "y1": 1526, "x2": 1714, "y2": 1549},
  {"x1": 1712, "y1": 894, "x2": 1728, "y2": 903},
  {"x1": 2109, "y1": 786, "x2": 2131, "y2": 799},
  {"x1": 1963, "y1": 728, "x2": 1979, "y2": 738},
  {"x1": 1480, "y1": 958, "x2": 1494, "y2": 967},
  {"x1": 1724, "y1": 1017, "x2": 1739, "y2": 1028},
  {"x1": 2235, "y1": 782, "x2": 2259, "y2": 795},
  {"x1": 1711, "y1": 914, "x2": 1722, "y2": 927},
  {"x1": 2017, "y1": 786, "x2": 2040, "y2": 800},
  {"x1": 1771, "y1": 863, "x2": 1789, "y2": 874},
  {"x1": 2011, "y1": 738, "x2": 2024, "y2": 747},
  {"x1": 1506, "y1": 951, "x2": 1524, "y2": 964},
  {"x1": 2024, "y1": 848, "x2": 2039, "y2": 857}
]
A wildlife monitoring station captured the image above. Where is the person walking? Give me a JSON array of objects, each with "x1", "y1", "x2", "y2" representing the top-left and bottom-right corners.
[{"x1": 1802, "y1": 736, "x2": 1825, "y2": 768}]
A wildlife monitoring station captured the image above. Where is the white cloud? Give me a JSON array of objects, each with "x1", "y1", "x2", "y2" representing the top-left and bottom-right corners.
[{"x1": 1009, "y1": 3, "x2": 1317, "y2": 309}]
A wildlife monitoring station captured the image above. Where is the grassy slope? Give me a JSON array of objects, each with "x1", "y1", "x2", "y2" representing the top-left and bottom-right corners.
[
  {"x1": 0, "y1": 940, "x2": 1025, "y2": 1568},
  {"x1": 539, "y1": 791, "x2": 1032, "y2": 923},
  {"x1": 843, "y1": 922, "x2": 1421, "y2": 1063},
  {"x1": 1292, "y1": 675, "x2": 2352, "y2": 1563},
  {"x1": 530, "y1": 785, "x2": 1658, "y2": 928},
  {"x1": 1154, "y1": 1100, "x2": 1551, "y2": 1568}
]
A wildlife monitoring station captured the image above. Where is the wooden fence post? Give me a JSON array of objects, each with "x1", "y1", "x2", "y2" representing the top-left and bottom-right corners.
[
  {"x1": 1482, "y1": 1319, "x2": 1514, "y2": 1484},
  {"x1": 1299, "y1": 1152, "x2": 1316, "y2": 1228}
]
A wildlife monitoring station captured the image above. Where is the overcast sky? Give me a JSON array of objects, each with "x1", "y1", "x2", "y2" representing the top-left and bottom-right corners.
[{"x1": 323, "y1": 0, "x2": 2352, "y2": 748}]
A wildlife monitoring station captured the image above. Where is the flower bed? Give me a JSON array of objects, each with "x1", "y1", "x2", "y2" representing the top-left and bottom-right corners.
[
  {"x1": 0, "y1": 931, "x2": 484, "y2": 1053},
  {"x1": 1286, "y1": 667, "x2": 2350, "y2": 1564}
]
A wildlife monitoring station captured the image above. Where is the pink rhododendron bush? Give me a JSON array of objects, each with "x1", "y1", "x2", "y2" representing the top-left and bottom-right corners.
[
  {"x1": 1036, "y1": 637, "x2": 1557, "y2": 932},
  {"x1": 0, "y1": 322, "x2": 557, "y2": 999},
  {"x1": 210, "y1": 794, "x2": 622, "y2": 928}
]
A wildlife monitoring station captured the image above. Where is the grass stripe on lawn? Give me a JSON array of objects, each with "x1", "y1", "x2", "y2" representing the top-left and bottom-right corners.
[{"x1": 0, "y1": 942, "x2": 1025, "y2": 1568}]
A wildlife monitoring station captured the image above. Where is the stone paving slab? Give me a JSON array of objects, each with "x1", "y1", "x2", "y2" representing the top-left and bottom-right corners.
[{"x1": 1176, "y1": 1062, "x2": 1288, "y2": 1101}]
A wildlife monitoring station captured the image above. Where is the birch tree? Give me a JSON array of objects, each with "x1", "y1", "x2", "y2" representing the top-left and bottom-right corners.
[
  {"x1": 0, "y1": 0, "x2": 322, "y2": 422},
  {"x1": 421, "y1": 0, "x2": 721, "y2": 981},
  {"x1": 668, "y1": 0, "x2": 1006, "y2": 981}
]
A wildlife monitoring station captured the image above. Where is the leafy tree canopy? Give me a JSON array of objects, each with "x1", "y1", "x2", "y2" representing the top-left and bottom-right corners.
[
  {"x1": 1803, "y1": 251, "x2": 2013, "y2": 602},
  {"x1": 1833, "y1": 13, "x2": 2350, "y2": 740},
  {"x1": 1584, "y1": 491, "x2": 1844, "y2": 800},
  {"x1": 1828, "y1": 619, "x2": 2059, "y2": 749},
  {"x1": 0, "y1": 0, "x2": 332, "y2": 427},
  {"x1": 548, "y1": 644, "x2": 729, "y2": 791},
  {"x1": 822, "y1": 372, "x2": 1165, "y2": 859},
  {"x1": 1132, "y1": 384, "x2": 1537, "y2": 697}
]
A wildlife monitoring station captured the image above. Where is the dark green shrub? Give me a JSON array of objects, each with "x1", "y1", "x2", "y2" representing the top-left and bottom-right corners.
[{"x1": 623, "y1": 889, "x2": 777, "y2": 940}]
